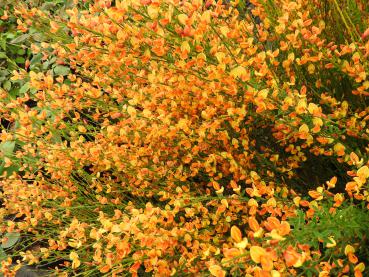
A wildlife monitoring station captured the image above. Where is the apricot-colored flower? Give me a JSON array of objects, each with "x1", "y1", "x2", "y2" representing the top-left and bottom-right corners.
[
  {"x1": 326, "y1": 236, "x2": 337, "y2": 248},
  {"x1": 70, "y1": 251, "x2": 81, "y2": 269},
  {"x1": 283, "y1": 247, "x2": 305, "y2": 268},
  {"x1": 230, "y1": 225, "x2": 243, "y2": 243},
  {"x1": 209, "y1": 264, "x2": 226, "y2": 277},
  {"x1": 250, "y1": 246, "x2": 267, "y2": 263}
]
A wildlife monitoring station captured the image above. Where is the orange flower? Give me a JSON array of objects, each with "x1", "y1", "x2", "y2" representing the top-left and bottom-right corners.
[
  {"x1": 326, "y1": 236, "x2": 337, "y2": 248},
  {"x1": 362, "y1": 28, "x2": 369, "y2": 39},
  {"x1": 99, "y1": 264, "x2": 111, "y2": 273},
  {"x1": 298, "y1": 124, "x2": 309, "y2": 140},
  {"x1": 349, "y1": 152, "x2": 363, "y2": 166},
  {"x1": 209, "y1": 265, "x2": 226, "y2": 277},
  {"x1": 230, "y1": 66, "x2": 249, "y2": 81},
  {"x1": 260, "y1": 254, "x2": 274, "y2": 271},
  {"x1": 248, "y1": 217, "x2": 260, "y2": 232},
  {"x1": 326, "y1": 176, "x2": 337, "y2": 189},
  {"x1": 250, "y1": 246, "x2": 267, "y2": 264},
  {"x1": 333, "y1": 143, "x2": 345, "y2": 156},
  {"x1": 230, "y1": 226, "x2": 243, "y2": 243},
  {"x1": 344, "y1": 244, "x2": 355, "y2": 255},
  {"x1": 283, "y1": 247, "x2": 304, "y2": 268},
  {"x1": 69, "y1": 251, "x2": 81, "y2": 269},
  {"x1": 357, "y1": 166, "x2": 369, "y2": 180},
  {"x1": 348, "y1": 252, "x2": 358, "y2": 264},
  {"x1": 264, "y1": 217, "x2": 280, "y2": 231}
]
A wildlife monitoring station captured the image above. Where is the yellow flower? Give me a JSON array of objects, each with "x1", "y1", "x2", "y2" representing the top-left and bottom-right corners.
[
  {"x1": 177, "y1": 14, "x2": 188, "y2": 25},
  {"x1": 235, "y1": 238, "x2": 248, "y2": 249},
  {"x1": 326, "y1": 236, "x2": 337, "y2": 248},
  {"x1": 357, "y1": 166, "x2": 369, "y2": 180},
  {"x1": 230, "y1": 226, "x2": 242, "y2": 243},
  {"x1": 70, "y1": 251, "x2": 81, "y2": 269},
  {"x1": 230, "y1": 66, "x2": 247, "y2": 79},
  {"x1": 250, "y1": 246, "x2": 267, "y2": 263},
  {"x1": 209, "y1": 265, "x2": 226, "y2": 277},
  {"x1": 344, "y1": 244, "x2": 355, "y2": 255},
  {"x1": 333, "y1": 143, "x2": 345, "y2": 156}
]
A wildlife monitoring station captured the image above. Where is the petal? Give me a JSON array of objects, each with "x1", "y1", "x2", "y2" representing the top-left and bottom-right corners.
[
  {"x1": 250, "y1": 246, "x2": 266, "y2": 263},
  {"x1": 230, "y1": 225, "x2": 242, "y2": 243},
  {"x1": 260, "y1": 254, "x2": 274, "y2": 271},
  {"x1": 209, "y1": 265, "x2": 226, "y2": 277}
]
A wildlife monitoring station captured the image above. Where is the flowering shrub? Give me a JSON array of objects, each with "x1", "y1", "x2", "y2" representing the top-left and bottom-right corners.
[{"x1": 1, "y1": 0, "x2": 369, "y2": 276}]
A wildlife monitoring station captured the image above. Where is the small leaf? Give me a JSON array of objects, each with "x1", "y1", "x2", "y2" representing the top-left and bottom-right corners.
[
  {"x1": 53, "y1": 65, "x2": 70, "y2": 76},
  {"x1": 19, "y1": 82, "x2": 30, "y2": 95},
  {"x1": 0, "y1": 141, "x2": 15, "y2": 156},
  {"x1": 42, "y1": 60, "x2": 50, "y2": 70},
  {"x1": 17, "y1": 48, "x2": 26, "y2": 55},
  {"x1": 15, "y1": 57, "x2": 25, "y2": 64},
  {"x1": 10, "y1": 34, "x2": 30, "y2": 44},
  {"x1": 16, "y1": 265, "x2": 47, "y2": 277},
  {"x1": 5, "y1": 33, "x2": 15, "y2": 39},
  {"x1": 31, "y1": 33, "x2": 44, "y2": 42},
  {"x1": 41, "y1": 2, "x2": 57, "y2": 11},
  {"x1": 2, "y1": 164, "x2": 19, "y2": 177},
  {"x1": 1, "y1": 232, "x2": 20, "y2": 249},
  {"x1": 0, "y1": 247, "x2": 7, "y2": 261},
  {"x1": 0, "y1": 69, "x2": 9, "y2": 76},
  {"x1": 3, "y1": 80, "x2": 11, "y2": 91},
  {"x1": 30, "y1": 53, "x2": 42, "y2": 66},
  {"x1": 49, "y1": 57, "x2": 57, "y2": 64},
  {"x1": 0, "y1": 39, "x2": 6, "y2": 51}
]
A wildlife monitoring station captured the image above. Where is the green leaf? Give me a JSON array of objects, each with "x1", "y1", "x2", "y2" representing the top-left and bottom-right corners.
[
  {"x1": 31, "y1": 33, "x2": 44, "y2": 42},
  {"x1": 0, "y1": 69, "x2": 9, "y2": 76},
  {"x1": 42, "y1": 60, "x2": 51, "y2": 70},
  {"x1": 1, "y1": 232, "x2": 20, "y2": 249},
  {"x1": 0, "y1": 247, "x2": 6, "y2": 261},
  {"x1": 5, "y1": 33, "x2": 15, "y2": 39},
  {"x1": 19, "y1": 82, "x2": 30, "y2": 95},
  {"x1": 0, "y1": 164, "x2": 4, "y2": 176},
  {"x1": 8, "y1": 43, "x2": 18, "y2": 52},
  {"x1": 0, "y1": 39, "x2": 6, "y2": 51},
  {"x1": 49, "y1": 56, "x2": 57, "y2": 64},
  {"x1": 53, "y1": 65, "x2": 70, "y2": 76},
  {"x1": 3, "y1": 80, "x2": 11, "y2": 91},
  {"x1": 17, "y1": 48, "x2": 26, "y2": 55},
  {"x1": 30, "y1": 53, "x2": 42, "y2": 67},
  {"x1": 0, "y1": 141, "x2": 15, "y2": 156},
  {"x1": 41, "y1": 2, "x2": 57, "y2": 11},
  {"x1": 9, "y1": 88, "x2": 20, "y2": 99},
  {"x1": 0, "y1": 52, "x2": 7, "y2": 59},
  {"x1": 2, "y1": 164, "x2": 20, "y2": 177},
  {"x1": 10, "y1": 34, "x2": 30, "y2": 44},
  {"x1": 15, "y1": 57, "x2": 25, "y2": 64}
]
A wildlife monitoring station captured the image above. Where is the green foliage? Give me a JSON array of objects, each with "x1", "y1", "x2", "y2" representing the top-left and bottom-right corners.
[
  {"x1": 1, "y1": 232, "x2": 20, "y2": 249},
  {"x1": 0, "y1": 0, "x2": 76, "y2": 100},
  {"x1": 289, "y1": 202, "x2": 369, "y2": 248},
  {"x1": 288, "y1": 201, "x2": 369, "y2": 275}
]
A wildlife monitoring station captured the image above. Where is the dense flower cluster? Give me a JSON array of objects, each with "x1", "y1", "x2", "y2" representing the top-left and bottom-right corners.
[{"x1": 1, "y1": 0, "x2": 369, "y2": 276}]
